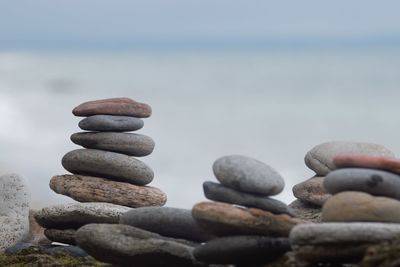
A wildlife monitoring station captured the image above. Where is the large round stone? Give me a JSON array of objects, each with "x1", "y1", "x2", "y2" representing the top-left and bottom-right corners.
[
  {"x1": 79, "y1": 115, "x2": 144, "y2": 132},
  {"x1": 213, "y1": 155, "x2": 285, "y2": 196},
  {"x1": 292, "y1": 176, "x2": 331, "y2": 206}
]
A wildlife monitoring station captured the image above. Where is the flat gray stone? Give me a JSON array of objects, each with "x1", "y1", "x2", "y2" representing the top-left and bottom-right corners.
[
  {"x1": 203, "y1": 181, "x2": 292, "y2": 215},
  {"x1": 292, "y1": 176, "x2": 331, "y2": 206},
  {"x1": 304, "y1": 141, "x2": 394, "y2": 175},
  {"x1": 62, "y1": 149, "x2": 154, "y2": 185},
  {"x1": 325, "y1": 168, "x2": 400, "y2": 199},
  {"x1": 79, "y1": 115, "x2": 144, "y2": 132},
  {"x1": 213, "y1": 155, "x2": 285, "y2": 196},
  {"x1": 34, "y1": 202, "x2": 130, "y2": 229},
  {"x1": 288, "y1": 199, "x2": 322, "y2": 223},
  {"x1": 71, "y1": 132, "x2": 155, "y2": 157},
  {"x1": 44, "y1": 229, "x2": 76, "y2": 245},
  {"x1": 0, "y1": 173, "x2": 30, "y2": 252},
  {"x1": 120, "y1": 207, "x2": 213, "y2": 242}
]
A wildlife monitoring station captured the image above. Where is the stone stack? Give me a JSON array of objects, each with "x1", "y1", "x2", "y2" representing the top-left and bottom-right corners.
[
  {"x1": 191, "y1": 155, "x2": 302, "y2": 266},
  {"x1": 35, "y1": 98, "x2": 167, "y2": 245}
]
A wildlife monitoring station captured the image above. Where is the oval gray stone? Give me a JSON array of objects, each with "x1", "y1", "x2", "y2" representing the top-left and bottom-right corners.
[
  {"x1": 203, "y1": 181, "x2": 293, "y2": 215},
  {"x1": 305, "y1": 141, "x2": 394, "y2": 175},
  {"x1": 71, "y1": 132, "x2": 155, "y2": 157},
  {"x1": 79, "y1": 115, "x2": 144, "y2": 132},
  {"x1": 44, "y1": 229, "x2": 76, "y2": 245},
  {"x1": 62, "y1": 149, "x2": 154, "y2": 185},
  {"x1": 324, "y1": 168, "x2": 400, "y2": 199},
  {"x1": 213, "y1": 155, "x2": 285, "y2": 196}
]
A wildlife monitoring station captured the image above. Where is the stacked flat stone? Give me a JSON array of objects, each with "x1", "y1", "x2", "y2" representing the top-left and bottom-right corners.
[
  {"x1": 35, "y1": 98, "x2": 167, "y2": 246},
  {"x1": 191, "y1": 155, "x2": 303, "y2": 266},
  {"x1": 290, "y1": 141, "x2": 398, "y2": 264}
]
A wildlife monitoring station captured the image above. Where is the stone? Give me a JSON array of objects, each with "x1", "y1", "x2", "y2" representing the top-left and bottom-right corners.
[
  {"x1": 203, "y1": 181, "x2": 293, "y2": 215},
  {"x1": 324, "y1": 168, "x2": 400, "y2": 199},
  {"x1": 360, "y1": 238, "x2": 400, "y2": 267},
  {"x1": 304, "y1": 141, "x2": 394, "y2": 175},
  {"x1": 292, "y1": 177, "x2": 331, "y2": 207},
  {"x1": 193, "y1": 236, "x2": 291, "y2": 264},
  {"x1": 191, "y1": 201, "x2": 303, "y2": 237},
  {"x1": 44, "y1": 245, "x2": 88, "y2": 257},
  {"x1": 5, "y1": 242, "x2": 34, "y2": 255},
  {"x1": 62, "y1": 149, "x2": 154, "y2": 185},
  {"x1": 76, "y1": 223, "x2": 204, "y2": 267},
  {"x1": 44, "y1": 229, "x2": 76, "y2": 245},
  {"x1": 71, "y1": 132, "x2": 155, "y2": 157},
  {"x1": 213, "y1": 155, "x2": 285, "y2": 196},
  {"x1": 334, "y1": 154, "x2": 400, "y2": 174},
  {"x1": 120, "y1": 207, "x2": 213, "y2": 242},
  {"x1": 79, "y1": 115, "x2": 144, "y2": 132},
  {"x1": 50, "y1": 175, "x2": 167, "y2": 208},
  {"x1": 288, "y1": 199, "x2": 322, "y2": 223},
  {"x1": 34, "y1": 202, "x2": 130, "y2": 229},
  {"x1": 322, "y1": 191, "x2": 400, "y2": 223},
  {"x1": 22, "y1": 210, "x2": 51, "y2": 245},
  {"x1": 72, "y1": 97, "x2": 152, "y2": 118},
  {"x1": 0, "y1": 173, "x2": 30, "y2": 252}
]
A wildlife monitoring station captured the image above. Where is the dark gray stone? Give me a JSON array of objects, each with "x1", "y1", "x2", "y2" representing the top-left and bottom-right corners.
[
  {"x1": 79, "y1": 115, "x2": 144, "y2": 132},
  {"x1": 44, "y1": 229, "x2": 76, "y2": 245},
  {"x1": 44, "y1": 245, "x2": 88, "y2": 257},
  {"x1": 5, "y1": 242, "x2": 33, "y2": 254},
  {"x1": 203, "y1": 181, "x2": 293, "y2": 215},
  {"x1": 71, "y1": 132, "x2": 155, "y2": 157}
]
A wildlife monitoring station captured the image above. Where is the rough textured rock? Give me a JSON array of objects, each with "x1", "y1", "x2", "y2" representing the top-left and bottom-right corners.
[
  {"x1": 0, "y1": 173, "x2": 30, "y2": 252},
  {"x1": 334, "y1": 154, "x2": 400, "y2": 174},
  {"x1": 304, "y1": 141, "x2": 394, "y2": 175},
  {"x1": 292, "y1": 176, "x2": 331, "y2": 206},
  {"x1": 322, "y1": 191, "x2": 400, "y2": 223},
  {"x1": 50, "y1": 175, "x2": 167, "y2": 208},
  {"x1": 120, "y1": 207, "x2": 213, "y2": 242},
  {"x1": 62, "y1": 149, "x2": 154, "y2": 185},
  {"x1": 192, "y1": 201, "x2": 303, "y2": 237},
  {"x1": 71, "y1": 132, "x2": 155, "y2": 157},
  {"x1": 360, "y1": 238, "x2": 400, "y2": 267},
  {"x1": 203, "y1": 181, "x2": 293, "y2": 215},
  {"x1": 23, "y1": 210, "x2": 51, "y2": 245},
  {"x1": 73, "y1": 97, "x2": 152, "y2": 118},
  {"x1": 193, "y1": 236, "x2": 291, "y2": 264},
  {"x1": 79, "y1": 115, "x2": 144, "y2": 132},
  {"x1": 34, "y1": 202, "x2": 130, "y2": 229},
  {"x1": 76, "y1": 223, "x2": 204, "y2": 267},
  {"x1": 213, "y1": 155, "x2": 285, "y2": 196},
  {"x1": 44, "y1": 229, "x2": 76, "y2": 245},
  {"x1": 324, "y1": 168, "x2": 400, "y2": 199},
  {"x1": 288, "y1": 199, "x2": 322, "y2": 223}
]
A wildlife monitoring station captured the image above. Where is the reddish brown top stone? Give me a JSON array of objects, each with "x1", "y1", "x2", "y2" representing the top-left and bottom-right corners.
[
  {"x1": 334, "y1": 154, "x2": 400, "y2": 173},
  {"x1": 73, "y1": 97, "x2": 152, "y2": 118}
]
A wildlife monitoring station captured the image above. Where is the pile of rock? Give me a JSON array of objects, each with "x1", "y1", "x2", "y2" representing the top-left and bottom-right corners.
[
  {"x1": 191, "y1": 155, "x2": 303, "y2": 266},
  {"x1": 35, "y1": 97, "x2": 167, "y2": 245}
]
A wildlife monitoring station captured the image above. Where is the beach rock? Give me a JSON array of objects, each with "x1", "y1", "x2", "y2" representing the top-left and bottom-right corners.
[
  {"x1": 50, "y1": 175, "x2": 167, "y2": 208},
  {"x1": 322, "y1": 191, "x2": 400, "y2": 223},
  {"x1": 23, "y1": 209, "x2": 51, "y2": 245},
  {"x1": 304, "y1": 141, "x2": 394, "y2": 175},
  {"x1": 73, "y1": 97, "x2": 152, "y2": 118},
  {"x1": 120, "y1": 207, "x2": 213, "y2": 242},
  {"x1": 203, "y1": 181, "x2": 293, "y2": 215},
  {"x1": 193, "y1": 236, "x2": 291, "y2": 264},
  {"x1": 62, "y1": 149, "x2": 154, "y2": 185},
  {"x1": 213, "y1": 155, "x2": 285, "y2": 196},
  {"x1": 334, "y1": 154, "x2": 400, "y2": 174},
  {"x1": 71, "y1": 132, "x2": 155, "y2": 157},
  {"x1": 44, "y1": 245, "x2": 88, "y2": 257},
  {"x1": 0, "y1": 173, "x2": 30, "y2": 252},
  {"x1": 44, "y1": 229, "x2": 76, "y2": 245},
  {"x1": 5, "y1": 242, "x2": 34, "y2": 255},
  {"x1": 324, "y1": 168, "x2": 400, "y2": 199},
  {"x1": 79, "y1": 115, "x2": 144, "y2": 132},
  {"x1": 192, "y1": 201, "x2": 303, "y2": 237},
  {"x1": 76, "y1": 223, "x2": 203, "y2": 267},
  {"x1": 292, "y1": 176, "x2": 331, "y2": 206},
  {"x1": 360, "y1": 238, "x2": 400, "y2": 267},
  {"x1": 288, "y1": 199, "x2": 322, "y2": 223},
  {"x1": 34, "y1": 202, "x2": 130, "y2": 229}
]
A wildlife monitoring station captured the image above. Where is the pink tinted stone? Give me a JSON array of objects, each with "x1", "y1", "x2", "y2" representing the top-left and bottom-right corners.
[{"x1": 334, "y1": 154, "x2": 400, "y2": 174}]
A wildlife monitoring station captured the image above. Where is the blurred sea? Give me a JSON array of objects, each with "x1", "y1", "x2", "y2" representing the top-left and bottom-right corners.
[{"x1": 1, "y1": 48, "x2": 400, "y2": 209}]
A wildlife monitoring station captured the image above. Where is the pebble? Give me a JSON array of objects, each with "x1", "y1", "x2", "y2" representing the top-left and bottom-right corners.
[
  {"x1": 71, "y1": 132, "x2": 155, "y2": 157},
  {"x1": 79, "y1": 115, "x2": 144, "y2": 132},
  {"x1": 120, "y1": 207, "x2": 213, "y2": 242},
  {"x1": 50, "y1": 175, "x2": 167, "y2": 208},
  {"x1": 288, "y1": 199, "x2": 322, "y2": 223},
  {"x1": 72, "y1": 97, "x2": 152, "y2": 118},
  {"x1": 44, "y1": 229, "x2": 76, "y2": 245},
  {"x1": 193, "y1": 236, "x2": 290, "y2": 264},
  {"x1": 334, "y1": 154, "x2": 400, "y2": 174},
  {"x1": 304, "y1": 141, "x2": 394, "y2": 175},
  {"x1": 322, "y1": 191, "x2": 400, "y2": 223},
  {"x1": 324, "y1": 168, "x2": 400, "y2": 199},
  {"x1": 0, "y1": 173, "x2": 30, "y2": 252},
  {"x1": 213, "y1": 155, "x2": 285, "y2": 196},
  {"x1": 5, "y1": 242, "x2": 34, "y2": 254},
  {"x1": 192, "y1": 201, "x2": 303, "y2": 237},
  {"x1": 62, "y1": 149, "x2": 154, "y2": 185},
  {"x1": 44, "y1": 245, "x2": 88, "y2": 257},
  {"x1": 292, "y1": 176, "x2": 331, "y2": 206},
  {"x1": 203, "y1": 181, "x2": 293, "y2": 215}
]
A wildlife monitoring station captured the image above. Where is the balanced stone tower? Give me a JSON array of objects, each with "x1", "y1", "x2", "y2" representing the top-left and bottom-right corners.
[{"x1": 34, "y1": 97, "x2": 167, "y2": 245}]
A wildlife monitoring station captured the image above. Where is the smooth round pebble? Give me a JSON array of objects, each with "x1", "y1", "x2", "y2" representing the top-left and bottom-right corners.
[{"x1": 79, "y1": 115, "x2": 144, "y2": 132}]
